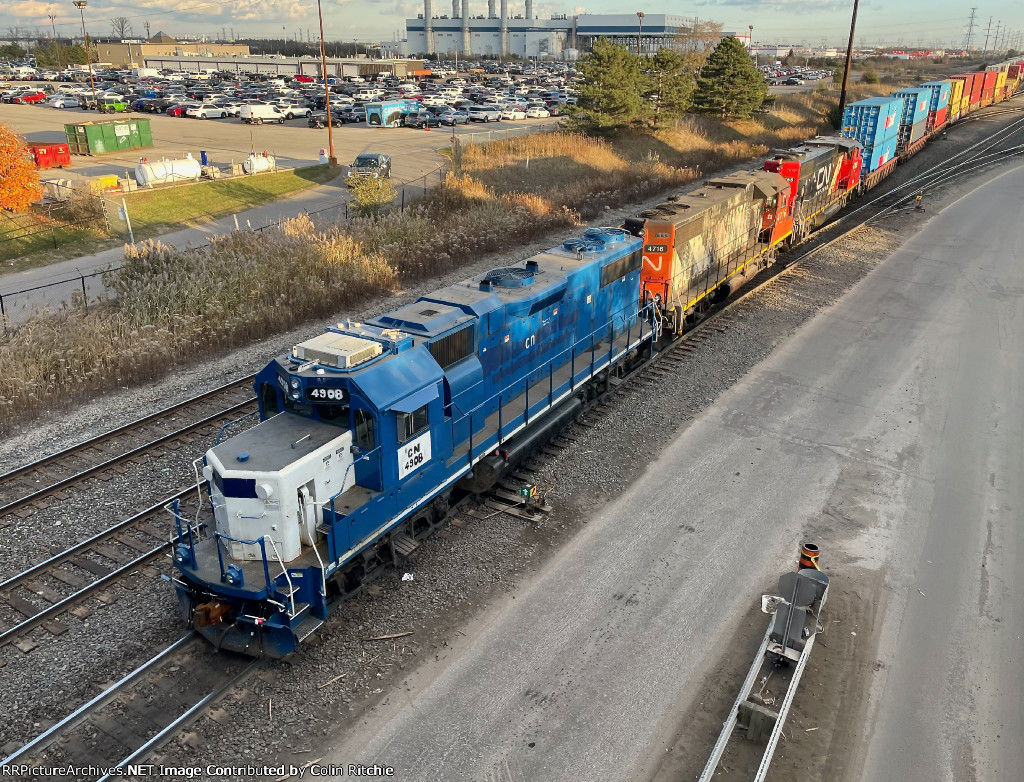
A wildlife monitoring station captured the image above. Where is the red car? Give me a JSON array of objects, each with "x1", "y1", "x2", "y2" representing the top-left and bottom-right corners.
[
  {"x1": 13, "y1": 91, "x2": 46, "y2": 104},
  {"x1": 165, "y1": 103, "x2": 193, "y2": 117},
  {"x1": 293, "y1": 74, "x2": 314, "y2": 83}
]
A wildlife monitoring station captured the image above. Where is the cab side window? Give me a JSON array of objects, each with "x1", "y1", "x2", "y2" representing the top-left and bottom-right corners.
[
  {"x1": 397, "y1": 404, "x2": 429, "y2": 444},
  {"x1": 354, "y1": 409, "x2": 376, "y2": 449}
]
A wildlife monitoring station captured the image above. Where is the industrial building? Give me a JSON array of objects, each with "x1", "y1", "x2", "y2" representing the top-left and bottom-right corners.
[
  {"x1": 136, "y1": 54, "x2": 426, "y2": 79},
  {"x1": 397, "y1": 7, "x2": 750, "y2": 59},
  {"x1": 95, "y1": 32, "x2": 250, "y2": 68}
]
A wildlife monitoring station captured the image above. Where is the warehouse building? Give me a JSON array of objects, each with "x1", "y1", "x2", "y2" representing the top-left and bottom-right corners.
[{"x1": 95, "y1": 32, "x2": 250, "y2": 68}]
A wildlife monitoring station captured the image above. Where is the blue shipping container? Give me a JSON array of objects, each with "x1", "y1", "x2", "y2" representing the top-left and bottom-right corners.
[
  {"x1": 892, "y1": 88, "x2": 931, "y2": 127},
  {"x1": 841, "y1": 97, "x2": 902, "y2": 148},
  {"x1": 919, "y1": 80, "x2": 952, "y2": 111},
  {"x1": 864, "y1": 135, "x2": 899, "y2": 173}
]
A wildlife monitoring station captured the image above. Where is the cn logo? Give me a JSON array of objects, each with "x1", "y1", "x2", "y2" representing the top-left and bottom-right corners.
[{"x1": 644, "y1": 255, "x2": 662, "y2": 272}]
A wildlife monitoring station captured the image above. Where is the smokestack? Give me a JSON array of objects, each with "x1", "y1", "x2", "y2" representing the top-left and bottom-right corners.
[
  {"x1": 452, "y1": 0, "x2": 459, "y2": 18},
  {"x1": 488, "y1": 0, "x2": 495, "y2": 18},
  {"x1": 424, "y1": 0, "x2": 434, "y2": 54},
  {"x1": 500, "y1": 0, "x2": 508, "y2": 56},
  {"x1": 462, "y1": 0, "x2": 471, "y2": 55},
  {"x1": 525, "y1": 0, "x2": 532, "y2": 19}
]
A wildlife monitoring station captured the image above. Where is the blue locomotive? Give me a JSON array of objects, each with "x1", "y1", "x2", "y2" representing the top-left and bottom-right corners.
[{"x1": 171, "y1": 228, "x2": 657, "y2": 656}]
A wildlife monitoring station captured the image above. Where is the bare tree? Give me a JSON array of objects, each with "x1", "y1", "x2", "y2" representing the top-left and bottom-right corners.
[
  {"x1": 673, "y1": 18, "x2": 725, "y2": 71},
  {"x1": 111, "y1": 17, "x2": 132, "y2": 39}
]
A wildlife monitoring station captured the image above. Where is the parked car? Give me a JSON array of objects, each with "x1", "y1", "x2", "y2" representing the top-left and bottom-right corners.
[
  {"x1": 784, "y1": 78, "x2": 805, "y2": 85},
  {"x1": 187, "y1": 104, "x2": 228, "y2": 119},
  {"x1": 165, "y1": 103, "x2": 196, "y2": 117},
  {"x1": 307, "y1": 111, "x2": 344, "y2": 128},
  {"x1": 47, "y1": 95, "x2": 80, "y2": 108},
  {"x1": 240, "y1": 103, "x2": 286, "y2": 124},
  {"x1": 97, "y1": 95, "x2": 130, "y2": 112},
  {"x1": 435, "y1": 108, "x2": 470, "y2": 125},
  {"x1": 403, "y1": 110, "x2": 442, "y2": 128},
  {"x1": 211, "y1": 100, "x2": 242, "y2": 116},
  {"x1": 525, "y1": 106, "x2": 550, "y2": 118},
  {"x1": 468, "y1": 104, "x2": 502, "y2": 122},
  {"x1": 12, "y1": 91, "x2": 47, "y2": 104},
  {"x1": 346, "y1": 153, "x2": 391, "y2": 184},
  {"x1": 337, "y1": 106, "x2": 367, "y2": 123},
  {"x1": 500, "y1": 107, "x2": 527, "y2": 120},
  {"x1": 293, "y1": 74, "x2": 314, "y2": 83}
]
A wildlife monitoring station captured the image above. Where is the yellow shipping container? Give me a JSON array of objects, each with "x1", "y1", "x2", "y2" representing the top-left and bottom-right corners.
[{"x1": 948, "y1": 79, "x2": 964, "y2": 120}]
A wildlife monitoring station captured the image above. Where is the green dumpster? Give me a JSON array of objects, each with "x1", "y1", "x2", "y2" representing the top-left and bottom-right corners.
[{"x1": 64, "y1": 118, "x2": 153, "y2": 156}]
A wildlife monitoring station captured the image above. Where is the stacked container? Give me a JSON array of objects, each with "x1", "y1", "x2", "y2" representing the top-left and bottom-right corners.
[
  {"x1": 841, "y1": 97, "x2": 902, "y2": 173},
  {"x1": 892, "y1": 88, "x2": 931, "y2": 151},
  {"x1": 947, "y1": 78, "x2": 965, "y2": 122},
  {"x1": 981, "y1": 71, "x2": 998, "y2": 106},
  {"x1": 919, "y1": 80, "x2": 951, "y2": 132},
  {"x1": 995, "y1": 71, "x2": 1008, "y2": 102}
]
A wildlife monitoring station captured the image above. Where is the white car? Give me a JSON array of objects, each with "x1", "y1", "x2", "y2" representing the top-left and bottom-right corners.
[
  {"x1": 500, "y1": 107, "x2": 526, "y2": 120},
  {"x1": 47, "y1": 96, "x2": 80, "y2": 108},
  {"x1": 187, "y1": 105, "x2": 228, "y2": 119},
  {"x1": 525, "y1": 106, "x2": 550, "y2": 118},
  {"x1": 468, "y1": 105, "x2": 502, "y2": 122}
]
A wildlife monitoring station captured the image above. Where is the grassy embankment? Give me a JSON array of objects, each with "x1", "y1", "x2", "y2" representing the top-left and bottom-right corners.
[
  {"x1": 0, "y1": 88, "x2": 862, "y2": 431},
  {"x1": 0, "y1": 165, "x2": 338, "y2": 272}
]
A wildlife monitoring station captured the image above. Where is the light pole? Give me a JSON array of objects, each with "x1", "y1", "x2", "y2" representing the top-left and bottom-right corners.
[
  {"x1": 749, "y1": 25, "x2": 754, "y2": 64},
  {"x1": 48, "y1": 13, "x2": 62, "y2": 71},
  {"x1": 636, "y1": 11, "x2": 644, "y2": 57},
  {"x1": 316, "y1": 0, "x2": 337, "y2": 167},
  {"x1": 72, "y1": 0, "x2": 97, "y2": 109}
]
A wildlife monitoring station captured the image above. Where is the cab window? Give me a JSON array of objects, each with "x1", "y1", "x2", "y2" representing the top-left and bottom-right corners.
[
  {"x1": 259, "y1": 383, "x2": 280, "y2": 416},
  {"x1": 354, "y1": 409, "x2": 376, "y2": 449},
  {"x1": 397, "y1": 404, "x2": 429, "y2": 444},
  {"x1": 315, "y1": 403, "x2": 349, "y2": 426}
]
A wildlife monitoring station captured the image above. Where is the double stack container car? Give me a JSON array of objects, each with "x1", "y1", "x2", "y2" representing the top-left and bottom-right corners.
[
  {"x1": 841, "y1": 97, "x2": 901, "y2": 173},
  {"x1": 892, "y1": 88, "x2": 931, "y2": 151},
  {"x1": 918, "y1": 81, "x2": 951, "y2": 132}
]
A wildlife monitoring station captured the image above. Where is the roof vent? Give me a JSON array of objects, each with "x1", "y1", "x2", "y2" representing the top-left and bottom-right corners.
[
  {"x1": 562, "y1": 237, "x2": 605, "y2": 254},
  {"x1": 483, "y1": 267, "x2": 535, "y2": 287},
  {"x1": 584, "y1": 227, "x2": 628, "y2": 244},
  {"x1": 418, "y1": 308, "x2": 440, "y2": 316}
]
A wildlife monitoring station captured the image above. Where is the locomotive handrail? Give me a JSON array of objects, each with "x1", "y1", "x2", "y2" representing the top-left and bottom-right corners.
[{"x1": 213, "y1": 531, "x2": 273, "y2": 599}]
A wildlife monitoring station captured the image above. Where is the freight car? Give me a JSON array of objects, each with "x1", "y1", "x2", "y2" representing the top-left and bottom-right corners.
[{"x1": 170, "y1": 68, "x2": 1020, "y2": 657}]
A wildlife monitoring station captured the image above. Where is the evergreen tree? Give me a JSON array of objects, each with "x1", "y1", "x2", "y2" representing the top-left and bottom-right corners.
[
  {"x1": 646, "y1": 48, "x2": 695, "y2": 126},
  {"x1": 692, "y1": 36, "x2": 769, "y2": 120},
  {"x1": 566, "y1": 38, "x2": 645, "y2": 134}
]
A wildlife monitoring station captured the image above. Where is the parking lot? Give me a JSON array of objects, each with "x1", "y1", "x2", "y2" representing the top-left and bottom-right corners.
[{"x1": 1, "y1": 100, "x2": 560, "y2": 183}]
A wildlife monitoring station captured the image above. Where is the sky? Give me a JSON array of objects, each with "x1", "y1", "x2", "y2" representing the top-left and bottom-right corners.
[{"x1": 5, "y1": 0, "x2": 1022, "y2": 48}]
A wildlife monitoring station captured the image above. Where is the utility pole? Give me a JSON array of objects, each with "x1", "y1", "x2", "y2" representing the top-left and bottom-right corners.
[
  {"x1": 636, "y1": 11, "x2": 644, "y2": 57},
  {"x1": 73, "y1": 1, "x2": 97, "y2": 110},
  {"x1": 983, "y1": 17, "x2": 992, "y2": 51},
  {"x1": 837, "y1": 0, "x2": 860, "y2": 126},
  {"x1": 964, "y1": 8, "x2": 977, "y2": 51},
  {"x1": 48, "y1": 14, "x2": 61, "y2": 70},
  {"x1": 144, "y1": 20, "x2": 150, "y2": 39},
  {"x1": 993, "y1": 22, "x2": 1001, "y2": 52},
  {"x1": 316, "y1": 0, "x2": 336, "y2": 167}
]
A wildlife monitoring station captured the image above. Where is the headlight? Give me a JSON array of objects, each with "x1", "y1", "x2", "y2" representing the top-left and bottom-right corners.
[{"x1": 290, "y1": 378, "x2": 300, "y2": 389}]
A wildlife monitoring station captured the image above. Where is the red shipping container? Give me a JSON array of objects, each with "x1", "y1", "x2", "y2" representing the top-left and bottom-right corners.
[
  {"x1": 926, "y1": 106, "x2": 947, "y2": 131},
  {"x1": 52, "y1": 143, "x2": 71, "y2": 167},
  {"x1": 983, "y1": 71, "x2": 998, "y2": 91}
]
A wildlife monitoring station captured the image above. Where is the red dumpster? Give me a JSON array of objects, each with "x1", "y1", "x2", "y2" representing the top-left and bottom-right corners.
[{"x1": 26, "y1": 143, "x2": 71, "y2": 170}]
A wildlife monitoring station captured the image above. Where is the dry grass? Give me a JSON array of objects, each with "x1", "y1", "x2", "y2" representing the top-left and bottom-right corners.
[
  {"x1": 0, "y1": 216, "x2": 395, "y2": 428},
  {"x1": 0, "y1": 87, "x2": 867, "y2": 429}
]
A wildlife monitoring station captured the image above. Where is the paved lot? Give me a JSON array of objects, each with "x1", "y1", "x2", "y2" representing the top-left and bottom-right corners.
[
  {"x1": 323, "y1": 163, "x2": 1024, "y2": 781},
  {"x1": 1, "y1": 102, "x2": 558, "y2": 181}
]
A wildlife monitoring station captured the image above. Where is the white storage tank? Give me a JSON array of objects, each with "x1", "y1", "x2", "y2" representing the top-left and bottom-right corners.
[
  {"x1": 243, "y1": 154, "x2": 277, "y2": 174},
  {"x1": 135, "y1": 155, "x2": 202, "y2": 187}
]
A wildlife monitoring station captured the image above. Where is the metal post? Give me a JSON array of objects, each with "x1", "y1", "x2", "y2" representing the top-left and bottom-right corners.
[
  {"x1": 636, "y1": 11, "x2": 644, "y2": 56},
  {"x1": 80, "y1": 273, "x2": 88, "y2": 310},
  {"x1": 49, "y1": 14, "x2": 62, "y2": 71},
  {"x1": 120, "y1": 197, "x2": 134, "y2": 244},
  {"x1": 837, "y1": 0, "x2": 860, "y2": 121}
]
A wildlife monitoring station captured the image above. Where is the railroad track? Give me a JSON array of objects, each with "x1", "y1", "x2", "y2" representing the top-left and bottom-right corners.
[
  {"x1": 0, "y1": 377, "x2": 256, "y2": 526},
  {"x1": 0, "y1": 487, "x2": 205, "y2": 653},
  {"x1": 0, "y1": 633, "x2": 257, "y2": 775}
]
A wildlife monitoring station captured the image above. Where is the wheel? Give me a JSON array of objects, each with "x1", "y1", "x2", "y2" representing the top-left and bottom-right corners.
[
  {"x1": 255, "y1": 117, "x2": 263, "y2": 125},
  {"x1": 279, "y1": 118, "x2": 285, "y2": 124}
]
